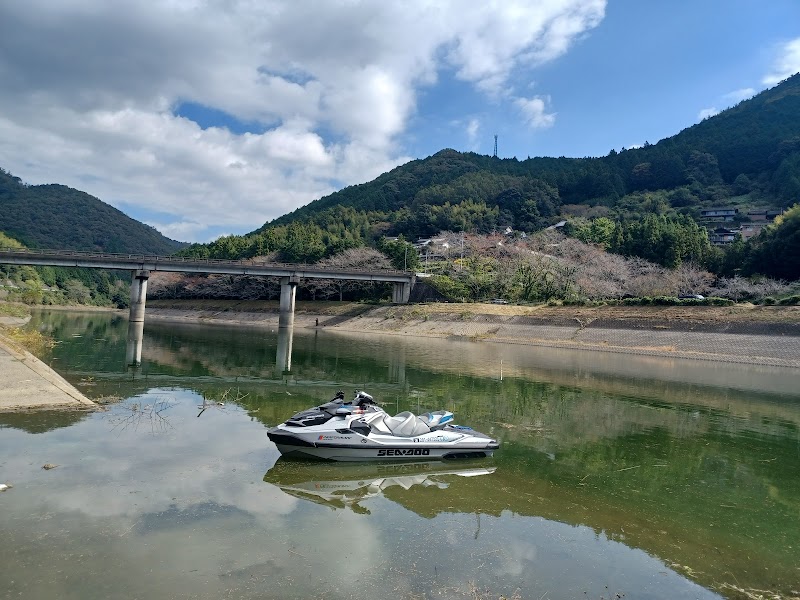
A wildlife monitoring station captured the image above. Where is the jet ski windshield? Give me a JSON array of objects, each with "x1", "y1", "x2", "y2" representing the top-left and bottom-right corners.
[
  {"x1": 354, "y1": 391, "x2": 376, "y2": 407},
  {"x1": 284, "y1": 391, "x2": 376, "y2": 426}
]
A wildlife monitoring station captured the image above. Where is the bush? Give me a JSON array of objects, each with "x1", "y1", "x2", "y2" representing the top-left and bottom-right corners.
[
  {"x1": 429, "y1": 275, "x2": 471, "y2": 302},
  {"x1": 706, "y1": 297, "x2": 735, "y2": 306},
  {"x1": 778, "y1": 295, "x2": 800, "y2": 306},
  {"x1": 619, "y1": 296, "x2": 734, "y2": 307}
]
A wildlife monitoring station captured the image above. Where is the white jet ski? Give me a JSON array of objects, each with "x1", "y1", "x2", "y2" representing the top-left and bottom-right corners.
[{"x1": 267, "y1": 391, "x2": 499, "y2": 462}]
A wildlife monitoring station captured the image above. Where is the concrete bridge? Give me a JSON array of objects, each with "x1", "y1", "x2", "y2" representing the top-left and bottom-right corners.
[{"x1": 0, "y1": 248, "x2": 416, "y2": 332}]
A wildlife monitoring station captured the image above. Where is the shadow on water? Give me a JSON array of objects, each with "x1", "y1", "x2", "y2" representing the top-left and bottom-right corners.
[{"x1": 0, "y1": 409, "x2": 90, "y2": 433}]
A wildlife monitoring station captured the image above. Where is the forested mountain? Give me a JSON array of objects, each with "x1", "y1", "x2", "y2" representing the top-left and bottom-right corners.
[
  {"x1": 0, "y1": 169, "x2": 184, "y2": 254},
  {"x1": 267, "y1": 73, "x2": 800, "y2": 230},
  {"x1": 181, "y1": 74, "x2": 800, "y2": 279}
]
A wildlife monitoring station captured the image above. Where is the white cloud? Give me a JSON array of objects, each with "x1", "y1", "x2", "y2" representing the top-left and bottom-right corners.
[
  {"x1": 466, "y1": 118, "x2": 481, "y2": 143},
  {"x1": 446, "y1": 0, "x2": 606, "y2": 94},
  {"x1": 697, "y1": 107, "x2": 719, "y2": 120},
  {"x1": 515, "y1": 96, "x2": 557, "y2": 128},
  {"x1": 723, "y1": 88, "x2": 756, "y2": 103},
  {"x1": 0, "y1": 0, "x2": 606, "y2": 241},
  {"x1": 763, "y1": 37, "x2": 800, "y2": 86}
]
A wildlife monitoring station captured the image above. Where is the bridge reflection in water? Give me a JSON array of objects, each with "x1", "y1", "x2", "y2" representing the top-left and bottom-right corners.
[
  {"x1": 125, "y1": 319, "x2": 297, "y2": 377},
  {"x1": 125, "y1": 320, "x2": 145, "y2": 367},
  {"x1": 275, "y1": 326, "x2": 293, "y2": 374}
]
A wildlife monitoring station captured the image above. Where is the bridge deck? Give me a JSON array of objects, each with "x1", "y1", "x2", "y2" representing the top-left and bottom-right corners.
[{"x1": 0, "y1": 248, "x2": 415, "y2": 283}]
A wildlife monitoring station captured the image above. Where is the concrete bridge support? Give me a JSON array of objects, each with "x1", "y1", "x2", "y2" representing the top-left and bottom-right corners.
[
  {"x1": 126, "y1": 270, "x2": 149, "y2": 367},
  {"x1": 279, "y1": 276, "x2": 299, "y2": 329},
  {"x1": 129, "y1": 270, "x2": 149, "y2": 324},
  {"x1": 392, "y1": 281, "x2": 411, "y2": 304}
]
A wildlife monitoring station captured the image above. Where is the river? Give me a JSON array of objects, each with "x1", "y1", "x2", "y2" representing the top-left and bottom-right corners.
[{"x1": 0, "y1": 310, "x2": 798, "y2": 599}]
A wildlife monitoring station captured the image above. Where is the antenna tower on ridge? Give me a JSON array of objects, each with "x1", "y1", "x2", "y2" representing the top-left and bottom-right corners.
[{"x1": 493, "y1": 134, "x2": 498, "y2": 158}]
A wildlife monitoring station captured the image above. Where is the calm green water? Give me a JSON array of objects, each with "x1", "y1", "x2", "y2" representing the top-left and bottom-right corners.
[{"x1": 1, "y1": 310, "x2": 798, "y2": 599}]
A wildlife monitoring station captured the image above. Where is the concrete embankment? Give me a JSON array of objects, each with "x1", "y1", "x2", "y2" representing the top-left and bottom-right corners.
[
  {"x1": 0, "y1": 319, "x2": 96, "y2": 412},
  {"x1": 145, "y1": 300, "x2": 800, "y2": 369}
]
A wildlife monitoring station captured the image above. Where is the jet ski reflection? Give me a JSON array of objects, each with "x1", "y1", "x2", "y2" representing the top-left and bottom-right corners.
[{"x1": 264, "y1": 458, "x2": 496, "y2": 514}]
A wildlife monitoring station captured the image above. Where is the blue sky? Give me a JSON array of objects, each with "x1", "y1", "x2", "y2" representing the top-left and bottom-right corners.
[
  {"x1": 1, "y1": 1, "x2": 799, "y2": 243},
  {"x1": 408, "y1": 0, "x2": 800, "y2": 160}
]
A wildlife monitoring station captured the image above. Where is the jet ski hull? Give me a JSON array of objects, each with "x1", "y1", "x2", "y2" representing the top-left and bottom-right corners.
[
  {"x1": 268, "y1": 426, "x2": 499, "y2": 462},
  {"x1": 267, "y1": 391, "x2": 499, "y2": 462}
]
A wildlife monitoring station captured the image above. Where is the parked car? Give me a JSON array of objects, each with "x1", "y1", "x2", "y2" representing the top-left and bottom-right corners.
[
  {"x1": 678, "y1": 294, "x2": 705, "y2": 300},
  {"x1": 490, "y1": 298, "x2": 509, "y2": 304}
]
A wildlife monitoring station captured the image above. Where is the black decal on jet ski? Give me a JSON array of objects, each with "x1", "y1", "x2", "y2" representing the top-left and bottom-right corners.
[{"x1": 377, "y1": 448, "x2": 431, "y2": 457}]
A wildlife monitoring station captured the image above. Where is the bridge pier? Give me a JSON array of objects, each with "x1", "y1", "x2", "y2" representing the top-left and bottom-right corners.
[
  {"x1": 279, "y1": 276, "x2": 298, "y2": 328},
  {"x1": 392, "y1": 281, "x2": 411, "y2": 304},
  {"x1": 126, "y1": 270, "x2": 149, "y2": 367},
  {"x1": 129, "y1": 270, "x2": 150, "y2": 324}
]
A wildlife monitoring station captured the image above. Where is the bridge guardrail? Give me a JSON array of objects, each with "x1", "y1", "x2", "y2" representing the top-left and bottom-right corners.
[{"x1": 0, "y1": 247, "x2": 412, "y2": 277}]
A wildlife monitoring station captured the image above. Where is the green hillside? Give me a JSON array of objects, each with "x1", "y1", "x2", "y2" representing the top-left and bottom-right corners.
[
  {"x1": 0, "y1": 169, "x2": 184, "y2": 254},
  {"x1": 268, "y1": 72, "x2": 800, "y2": 230},
  {"x1": 178, "y1": 74, "x2": 800, "y2": 280}
]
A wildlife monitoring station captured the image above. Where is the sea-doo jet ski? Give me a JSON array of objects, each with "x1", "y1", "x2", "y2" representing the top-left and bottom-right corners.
[{"x1": 267, "y1": 391, "x2": 499, "y2": 462}]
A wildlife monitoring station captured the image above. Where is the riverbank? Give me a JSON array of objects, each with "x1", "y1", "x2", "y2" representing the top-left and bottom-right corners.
[
  {"x1": 146, "y1": 299, "x2": 800, "y2": 368},
  {"x1": 0, "y1": 330, "x2": 96, "y2": 412}
]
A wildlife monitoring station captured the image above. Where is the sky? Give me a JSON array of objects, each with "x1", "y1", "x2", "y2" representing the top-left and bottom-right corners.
[{"x1": 1, "y1": 1, "x2": 799, "y2": 244}]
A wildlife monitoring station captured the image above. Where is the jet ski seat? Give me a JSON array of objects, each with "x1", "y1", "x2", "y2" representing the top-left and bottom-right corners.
[
  {"x1": 419, "y1": 410, "x2": 453, "y2": 430},
  {"x1": 382, "y1": 411, "x2": 431, "y2": 437}
]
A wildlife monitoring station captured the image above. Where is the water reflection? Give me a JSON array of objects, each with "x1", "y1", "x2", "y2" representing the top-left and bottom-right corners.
[
  {"x1": 275, "y1": 325, "x2": 293, "y2": 374},
  {"x1": 125, "y1": 318, "x2": 296, "y2": 376},
  {"x1": 125, "y1": 319, "x2": 144, "y2": 367},
  {"x1": 264, "y1": 458, "x2": 496, "y2": 514},
  {"x1": 0, "y1": 389, "x2": 724, "y2": 600},
  {"x1": 9, "y1": 309, "x2": 800, "y2": 598},
  {"x1": 0, "y1": 409, "x2": 88, "y2": 434}
]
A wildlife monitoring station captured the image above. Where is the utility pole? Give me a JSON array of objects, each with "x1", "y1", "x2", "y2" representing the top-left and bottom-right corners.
[{"x1": 493, "y1": 134, "x2": 498, "y2": 158}]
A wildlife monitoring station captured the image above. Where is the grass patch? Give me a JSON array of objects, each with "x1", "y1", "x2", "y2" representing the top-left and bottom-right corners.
[
  {"x1": 1, "y1": 326, "x2": 55, "y2": 358},
  {"x1": 0, "y1": 302, "x2": 31, "y2": 318}
]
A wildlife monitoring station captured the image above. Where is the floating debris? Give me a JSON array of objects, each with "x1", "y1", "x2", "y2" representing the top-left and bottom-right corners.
[
  {"x1": 42, "y1": 463, "x2": 59, "y2": 470},
  {"x1": 0, "y1": 483, "x2": 12, "y2": 492}
]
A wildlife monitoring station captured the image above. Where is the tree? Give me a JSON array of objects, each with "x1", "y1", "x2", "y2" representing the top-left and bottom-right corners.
[
  {"x1": 377, "y1": 236, "x2": 420, "y2": 270},
  {"x1": 746, "y1": 203, "x2": 800, "y2": 280},
  {"x1": 281, "y1": 223, "x2": 326, "y2": 263},
  {"x1": 305, "y1": 248, "x2": 393, "y2": 301},
  {"x1": 686, "y1": 151, "x2": 723, "y2": 186}
]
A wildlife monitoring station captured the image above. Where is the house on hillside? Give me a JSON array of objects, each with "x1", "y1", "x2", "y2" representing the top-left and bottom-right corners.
[
  {"x1": 747, "y1": 209, "x2": 782, "y2": 222},
  {"x1": 739, "y1": 223, "x2": 766, "y2": 240},
  {"x1": 701, "y1": 208, "x2": 738, "y2": 221},
  {"x1": 709, "y1": 227, "x2": 738, "y2": 245}
]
